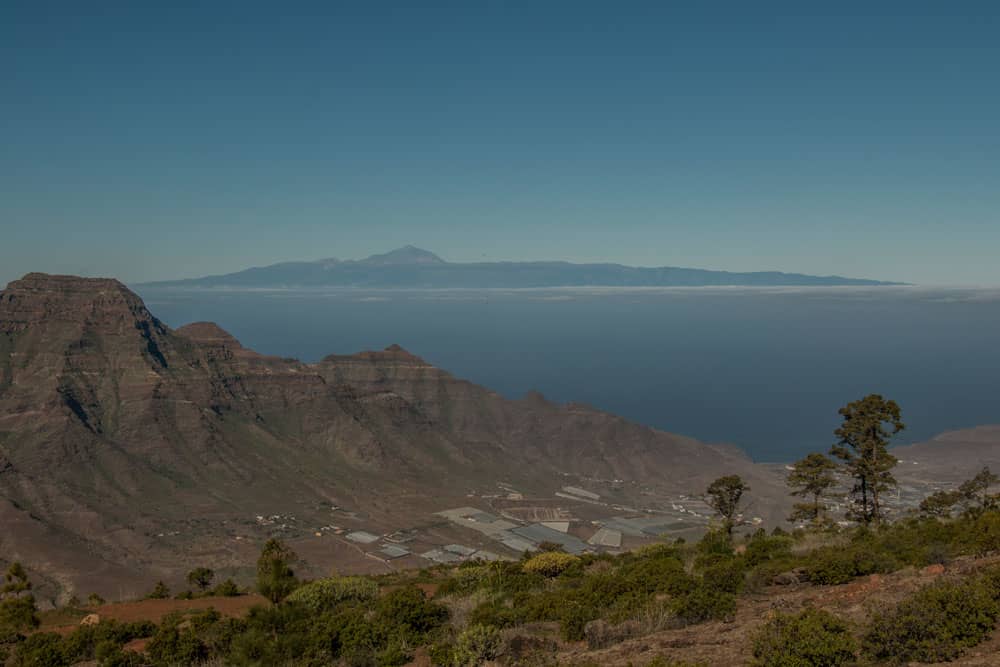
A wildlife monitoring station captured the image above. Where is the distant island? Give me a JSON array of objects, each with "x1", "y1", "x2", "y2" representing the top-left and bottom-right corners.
[{"x1": 140, "y1": 246, "x2": 901, "y2": 289}]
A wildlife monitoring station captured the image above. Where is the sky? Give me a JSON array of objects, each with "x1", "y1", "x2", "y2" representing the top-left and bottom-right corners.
[{"x1": 2, "y1": 1, "x2": 998, "y2": 287}]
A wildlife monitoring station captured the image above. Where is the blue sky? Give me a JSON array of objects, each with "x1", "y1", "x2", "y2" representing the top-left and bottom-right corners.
[{"x1": 2, "y1": 1, "x2": 998, "y2": 286}]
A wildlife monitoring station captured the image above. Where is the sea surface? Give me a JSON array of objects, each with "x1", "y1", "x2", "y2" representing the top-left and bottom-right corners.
[{"x1": 137, "y1": 286, "x2": 1000, "y2": 463}]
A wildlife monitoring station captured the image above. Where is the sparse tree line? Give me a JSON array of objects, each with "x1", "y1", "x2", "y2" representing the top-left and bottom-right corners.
[
  {"x1": 144, "y1": 567, "x2": 240, "y2": 602},
  {"x1": 704, "y1": 393, "x2": 1000, "y2": 532},
  {"x1": 4, "y1": 394, "x2": 1000, "y2": 665}
]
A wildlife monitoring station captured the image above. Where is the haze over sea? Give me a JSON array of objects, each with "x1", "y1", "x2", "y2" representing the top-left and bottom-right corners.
[{"x1": 139, "y1": 286, "x2": 1000, "y2": 463}]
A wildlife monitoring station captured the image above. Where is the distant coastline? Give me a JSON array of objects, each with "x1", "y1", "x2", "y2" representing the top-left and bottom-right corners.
[{"x1": 139, "y1": 246, "x2": 902, "y2": 290}]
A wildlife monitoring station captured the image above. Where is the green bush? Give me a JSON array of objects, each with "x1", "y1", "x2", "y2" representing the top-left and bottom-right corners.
[
  {"x1": 616, "y1": 551, "x2": 693, "y2": 597},
  {"x1": 522, "y1": 552, "x2": 580, "y2": 578},
  {"x1": 468, "y1": 600, "x2": 524, "y2": 629},
  {"x1": 0, "y1": 595, "x2": 39, "y2": 642},
  {"x1": 146, "y1": 618, "x2": 208, "y2": 665},
  {"x1": 670, "y1": 583, "x2": 736, "y2": 624},
  {"x1": 437, "y1": 565, "x2": 492, "y2": 596},
  {"x1": 560, "y1": 603, "x2": 598, "y2": 642},
  {"x1": 751, "y1": 608, "x2": 858, "y2": 666},
  {"x1": 804, "y1": 546, "x2": 898, "y2": 585},
  {"x1": 744, "y1": 531, "x2": 794, "y2": 568},
  {"x1": 451, "y1": 624, "x2": 504, "y2": 666},
  {"x1": 969, "y1": 512, "x2": 1000, "y2": 556},
  {"x1": 146, "y1": 581, "x2": 170, "y2": 599},
  {"x1": 285, "y1": 576, "x2": 378, "y2": 613},
  {"x1": 212, "y1": 578, "x2": 241, "y2": 597},
  {"x1": 94, "y1": 640, "x2": 144, "y2": 667},
  {"x1": 694, "y1": 529, "x2": 734, "y2": 569},
  {"x1": 11, "y1": 632, "x2": 67, "y2": 667},
  {"x1": 61, "y1": 619, "x2": 155, "y2": 663},
  {"x1": 376, "y1": 636, "x2": 412, "y2": 666},
  {"x1": 862, "y1": 578, "x2": 1000, "y2": 663},
  {"x1": 376, "y1": 586, "x2": 448, "y2": 641},
  {"x1": 701, "y1": 557, "x2": 747, "y2": 595}
]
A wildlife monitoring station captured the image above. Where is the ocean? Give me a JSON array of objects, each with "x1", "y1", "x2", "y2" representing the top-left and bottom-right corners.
[{"x1": 137, "y1": 286, "x2": 1000, "y2": 462}]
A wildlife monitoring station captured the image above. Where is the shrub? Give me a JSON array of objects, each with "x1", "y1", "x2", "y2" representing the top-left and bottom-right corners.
[
  {"x1": 863, "y1": 579, "x2": 1000, "y2": 663},
  {"x1": 285, "y1": 576, "x2": 378, "y2": 613},
  {"x1": 212, "y1": 578, "x2": 241, "y2": 597},
  {"x1": 61, "y1": 619, "x2": 155, "y2": 662},
  {"x1": 146, "y1": 620, "x2": 208, "y2": 665},
  {"x1": 94, "y1": 640, "x2": 144, "y2": 667},
  {"x1": 522, "y1": 552, "x2": 580, "y2": 578},
  {"x1": 694, "y1": 529, "x2": 734, "y2": 568},
  {"x1": 670, "y1": 583, "x2": 736, "y2": 624},
  {"x1": 147, "y1": 581, "x2": 170, "y2": 599},
  {"x1": 804, "y1": 546, "x2": 897, "y2": 585},
  {"x1": 560, "y1": 602, "x2": 598, "y2": 642},
  {"x1": 467, "y1": 600, "x2": 521, "y2": 629},
  {"x1": 751, "y1": 608, "x2": 858, "y2": 666},
  {"x1": 970, "y1": 512, "x2": 1000, "y2": 556},
  {"x1": 0, "y1": 595, "x2": 39, "y2": 641},
  {"x1": 437, "y1": 566, "x2": 492, "y2": 596},
  {"x1": 11, "y1": 632, "x2": 67, "y2": 667},
  {"x1": 187, "y1": 567, "x2": 214, "y2": 592},
  {"x1": 744, "y1": 532, "x2": 793, "y2": 568},
  {"x1": 451, "y1": 624, "x2": 504, "y2": 666},
  {"x1": 376, "y1": 587, "x2": 449, "y2": 641},
  {"x1": 701, "y1": 557, "x2": 746, "y2": 594},
  {"x1": 376, "y1": 636, "x2": 412, "y2": 667},
  {"x1": 616, "y1": 551, "x2": 693, "y2": 597}
]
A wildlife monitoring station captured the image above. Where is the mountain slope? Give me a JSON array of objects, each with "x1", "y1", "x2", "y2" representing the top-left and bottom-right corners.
[
  {"x1": 0, "y1": 273, "x2": 783, "y2": 597},
  {"x1": 141, "y1": 246, "x2": 898, "y2": 288}
]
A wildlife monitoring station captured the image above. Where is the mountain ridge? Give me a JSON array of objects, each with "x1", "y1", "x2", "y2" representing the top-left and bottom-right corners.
[
  {"x1": 139, "y1": 247, "x2": 901, "y2": 289},
  {"x1": 0, "y1": 272, "x2": 783, "y2": 598}
]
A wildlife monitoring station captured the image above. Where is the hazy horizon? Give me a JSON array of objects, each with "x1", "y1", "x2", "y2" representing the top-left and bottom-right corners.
[{"x1": 4, "y1": 3, "x2": 999, "y2": 287}]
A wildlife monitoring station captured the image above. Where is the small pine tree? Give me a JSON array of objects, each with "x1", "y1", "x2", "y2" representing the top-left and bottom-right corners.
[
  {"x1": 0, "y1": 563, "x2": 39, "y2": 641},
  {"x1": 919, "y1": 490, "x2": 961, "y2": 517},
  {"x1": 787, "y1": 453, "x2": 838, "y2": 525},
  {"x1": 706, "y1": 475, "x2": 750, "y2": 536},
  {"x1": 256, "y1": 539, "x2": 298, "y2": 604},
  {"x1": 186, "y1": 567, "x2": 214, "y2": 593},
  {"x1": 148, "y1": 581, "x2": 170, "y2": 599},
  {"x1": 958, "y1": 467, "x2": 1000, "y2": 514},
  {"x1": 2, "y1": 563, "x2": 31, "y2": 597}
]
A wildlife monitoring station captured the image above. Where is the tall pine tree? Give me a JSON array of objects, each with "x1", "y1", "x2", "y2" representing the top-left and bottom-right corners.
[{"x1": 830, "y1": 394, "x2": 904, "y2": 526}]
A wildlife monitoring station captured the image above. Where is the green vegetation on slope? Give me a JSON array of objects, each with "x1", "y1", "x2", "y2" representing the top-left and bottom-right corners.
[{"x1": 6, "y1": 394, "x2": 1000, "y2": 665}]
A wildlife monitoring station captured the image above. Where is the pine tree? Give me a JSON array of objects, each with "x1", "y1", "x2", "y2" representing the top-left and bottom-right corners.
[
  {"x1": 957, "y1": 467, "x2": 1000, "y2": 514},
  {"x1": 187, "y1": 567, "x2": 214, "y2": 592},
  {"x1": 829, "y1": 394, "x2": 904, "y2": 526},
  {"x1": 1, "y1": 563, "x2": 31, "y2": 597},
  {"x1": 706, "y1": 475, "x2": 750, "y2": 535},
  {"x1": 256, "y1": 539, "x2": 298, "y2": 604},
  {"x1": 786, "y1": 453, "x2": 838, "y2": 525}
]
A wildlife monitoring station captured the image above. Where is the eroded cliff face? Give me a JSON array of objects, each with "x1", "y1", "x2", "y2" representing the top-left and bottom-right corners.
[
  {"x1": 315, "y1": 347, "x2": 758, "y2": 488},
  {"x1": 0, "y1": 273, "x2": 778, "y2": 595}
]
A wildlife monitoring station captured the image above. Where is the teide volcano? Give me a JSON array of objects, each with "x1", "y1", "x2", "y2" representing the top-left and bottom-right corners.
[{"x1": 0, "y1": 273, "x2": 781, "y2": 599}]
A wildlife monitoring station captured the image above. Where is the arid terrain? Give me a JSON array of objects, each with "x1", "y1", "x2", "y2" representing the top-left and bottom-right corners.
[{"x1": 0, "y1": 273, "x2": 787, "y2": 601}]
